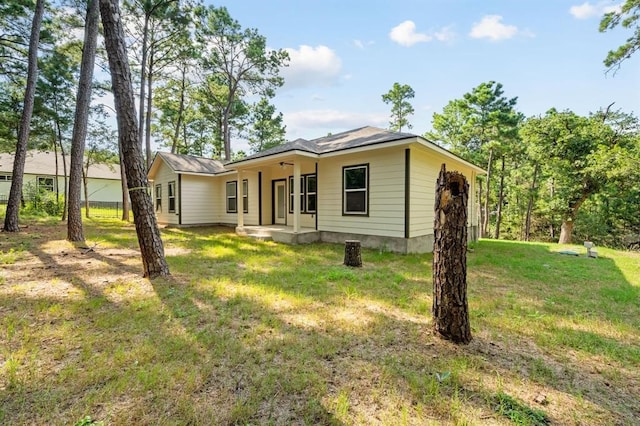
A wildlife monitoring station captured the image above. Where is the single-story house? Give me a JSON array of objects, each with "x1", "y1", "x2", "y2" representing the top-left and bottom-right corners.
[
  {"x1": 0, "y1": 150, "x2": 122, "y2": 203},
  {"x1": 148, "y1": 126, "x2": 485, "y2": 253}
]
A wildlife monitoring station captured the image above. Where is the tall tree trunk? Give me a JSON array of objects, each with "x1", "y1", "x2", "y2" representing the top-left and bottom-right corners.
[
  {"x1": 68, "y1": 0, "x2": 99, "y2": 242},
  {"x1": 433, "y1": 164, "x2": 472, "y2": 344},
  {"x1": 3, "y1": 0, "x2": 44, "y2": 232},
  {"x1": 53, "y1": 131, "x2": 60, "y2": 205},
  {"x1": 119, "y1": 148, "x2": 129, "y2": 221},
  {"x1": 170, "y1": 65, "x2": 186, "y2": 153},
  {"x1": 83, "y1": 169, "x2": 90, "y2": 218},
  {"x1": 100, "y1": 0, "x2": 169, "y2": 278},
  {"x1": 478, "y1": 177, "x2": 484, "y2": 237},
  {"x1": 524, "y1": 164, "x2": 539, "y2": 241},
  {"x1": 138, "y1": 13, "x2": 150, "y2": 163},
  {"x1": 223, "y1": 108, "x2": 231, "y2": 161},
  {"x1": 482, "y1": 148, "x2": 493, "y2": 238},
  {"x1": 145, "y1": 50, "x2": 154, "y2": 168},
  {"x1": 55, "y1": 121, "x2": 68, "y2": 221},
  {"x1": 493, "y1": 156, "x2": 506, "y2": 240}
]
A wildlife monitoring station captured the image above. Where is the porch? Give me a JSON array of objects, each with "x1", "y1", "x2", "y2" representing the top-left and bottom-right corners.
[{"x1": 237, "y1": 225, "x2": 320, "y2": 245}]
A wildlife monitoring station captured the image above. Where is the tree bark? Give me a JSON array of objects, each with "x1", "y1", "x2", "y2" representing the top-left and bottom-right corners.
[
  {"x1": 559, "y1": 219, "x2": 574, "y2": 244},
  {"x1": 68, "y1": 0, "x2": 99, "y2": 242},
  {"x1": 3, "y1": 0, "x2": 45, "y2": 232},
  {"x1": 524, "y1": 164, "x2": 539, "y2": 241},
  {"x1": 344, "y1": 240, "x2": 362, "y2": 267},
  {"x1": 170, "y1": 65, "x2": 186, "y2": 154},
  {"x1": 482, "y1": 148, "x2": 493, "y2": 238},
  {"x1": 138, "y1": 12, "x2": 150, "y2": 163},
  {"x1": 145, "y1": 49, "x2": 154, "y2": 168},
  {"x1": 100, "y1": 0, "x2": 169, "y2": 278},
  {"x1": 493, "y1": 156, "x2": 506, "y2": 240},
  {"x1": 433, "y1": 164, "x2": 472, "y2": 344},
  {"x1": 56, "y1": 121, "x2": 68, "y2": 221}
]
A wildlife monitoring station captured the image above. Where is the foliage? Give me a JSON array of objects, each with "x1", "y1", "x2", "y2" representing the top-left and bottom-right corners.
[
  {"x1": 600, "y1": 0, "x2": 640, "y2": 72},
  {"x1": 21, "y1": 182, "x2": 64, "y2": 216},
  {"x1": 247, "y1": 97, "x2": 286, "y2": 153},
  {"x1": 381, "y1": 82, "x2": 415, "y2": 132},
  {"x1": 195, "y1": 5, "x2": 288, "y2": 160}
]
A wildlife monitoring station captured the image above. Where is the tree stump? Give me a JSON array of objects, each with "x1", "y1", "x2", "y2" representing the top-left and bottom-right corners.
[
  {"x1": 344, "y1": 240, "x2": 362, "y2": 267},
  {"x1": 432, "y1": 164, "x2": 472, "y2": 344}
]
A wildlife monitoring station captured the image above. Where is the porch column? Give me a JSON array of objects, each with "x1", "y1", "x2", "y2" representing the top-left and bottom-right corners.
[
  {"x1": 293, "y1": 161, "x2": 301, "y2": 233},
  {"x1": 237, "y1": 169, "x2": 244, "y2": 230}
]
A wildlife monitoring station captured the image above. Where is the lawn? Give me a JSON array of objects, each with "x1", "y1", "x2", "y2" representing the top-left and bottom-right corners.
[{"x1": 1, "y1": 218, "x2": 638, "y2": 425}]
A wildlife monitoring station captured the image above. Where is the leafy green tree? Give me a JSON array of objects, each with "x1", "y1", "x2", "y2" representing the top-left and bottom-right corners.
[
  {"x1": 381, "y1": 82, "x2": 415, "y2": 132},
  {"x1": 195, "y1": 5, "x2": 288, "y2": 161},
  {"x1": 520, "y1": 108, "x2": 638, "y2": 244},
  {"x1": 247, "y1": 97, "x2": 286, "y2": 153},
  {"x1": 428, "y1": 81, "x2": 521, "y2": 238},
  {"x1": 600, "y1": 0, "x2": 640, "y2": 72}
]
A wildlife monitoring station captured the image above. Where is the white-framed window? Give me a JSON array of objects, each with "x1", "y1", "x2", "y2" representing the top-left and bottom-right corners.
[
  {"x1": 343, "y1": 164, "x2": 368, "y2": 215},
  {"x1": 37, "y1": 176, "x2": 55, "y2": 192},
  {"x1": 242, "y1": 179, "x2": 248, "y2": 213},
  {"x1": 226, "y1": 181, "x2": 237, "y2": 213},
  {"x1": 155, "y1": 184, "x2": 162, "y2": 212},
  {"x1": 168, "y1": 181, "x2": 176, "y2": 213},
  {"x1": 289, "y1": 174, "x2": 316, "y2": 214},
  {"x1": 0, "y1": 174, "x2": 11, "y2": 181}
]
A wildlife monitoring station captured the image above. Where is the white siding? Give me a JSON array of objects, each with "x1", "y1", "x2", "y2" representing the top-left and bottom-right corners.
[
  {"x1": 152, "y1": 162, "x2": 180, "y2": 225},
  {"x1": 409, "y1": 146, "x2": 478, "y2": 237},
  {"x1": 0, "y1": 174, "x2": 121, "y2": 203},
  {"x1": 180, "y1": 174, "x2": 218, "y2": 225},
  {"x1": 318, "y1": 148, "x2": 405, "y2": 237}
]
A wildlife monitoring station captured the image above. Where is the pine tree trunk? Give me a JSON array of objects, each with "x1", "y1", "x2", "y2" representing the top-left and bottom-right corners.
[
  {"x1": 56, "y1": 122, "x2": 68, "y2": 221},
  {"x1": 3, "y1": 0, "x2": 45, "y2": 232},
  {"x1": 100, "y1": 0, "x2": 169, "y2": 278},
  {"x1": 493, "y1": 156, "x2": 506, "y2": 240},
  {"x1": 433, "y1": 164, "x2": 472, "y2": 344},
  {"x1": 524, "y1": 164, "x2": 539, "y2": 241},
  {"x1": 68, "y1": 0, "x2": 99, "y2": 242},
  {"x1": 482, "y1": 148, "x2": 493, "y2": 238},
  {"x1": 145, "y1": 53, "x2": 154, "y2": 168}
]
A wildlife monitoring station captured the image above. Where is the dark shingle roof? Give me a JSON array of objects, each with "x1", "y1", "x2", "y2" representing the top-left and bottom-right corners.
[
  {"x1": 229, "y1": 126, "x2": 415, "y2": 165},
  {"x1": 157, "y1": 152, "x2": 227, "y2": 174}
]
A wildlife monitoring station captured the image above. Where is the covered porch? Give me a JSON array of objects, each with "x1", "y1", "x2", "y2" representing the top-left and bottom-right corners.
[{"x1": 237, "y1": 224, "x2": 320, "y2": 245}]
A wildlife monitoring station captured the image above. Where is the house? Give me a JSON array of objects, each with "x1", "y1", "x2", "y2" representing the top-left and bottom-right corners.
[
  {"x1": 0, "y1": 150, "x2": 122, "y2": 203},
  {"x1": 148, "y1": 126, "x2": 485, "y2": 253}
]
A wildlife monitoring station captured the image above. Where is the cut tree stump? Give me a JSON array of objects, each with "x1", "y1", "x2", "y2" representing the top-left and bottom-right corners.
[
  {"x1": 344, "y1": 240, "x2": 362, "y2": 267},
  {"x1": 432, "y1": 163, "x2": 472, "y2": 344}
]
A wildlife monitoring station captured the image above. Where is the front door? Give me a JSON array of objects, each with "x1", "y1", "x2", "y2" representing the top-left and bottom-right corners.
[{"x1": 274, "y1": 180, "x2": 286, "y2": 225}]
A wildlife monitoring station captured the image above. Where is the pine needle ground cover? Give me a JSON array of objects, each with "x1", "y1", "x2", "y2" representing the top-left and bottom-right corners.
[{"x1": 1, "y1": 219, "x2": 638, "y2": 425}]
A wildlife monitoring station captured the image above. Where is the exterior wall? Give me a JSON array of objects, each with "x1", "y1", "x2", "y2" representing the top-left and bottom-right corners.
[
  {"x1": 317, "y1": 147, "x2": 405, "y2": 238},
  {"x1": 409, "y1": 145, "x2": 479, "y2": 242},
  {"x1": 180, "y1": 174, "x2": 217, "y2": 225},
  {"x1": 152, "y1": 162, "x2": 180, "y2": 226},
  {"x1": 0, "y1": 174, "x2": 121, "y2": 203}
]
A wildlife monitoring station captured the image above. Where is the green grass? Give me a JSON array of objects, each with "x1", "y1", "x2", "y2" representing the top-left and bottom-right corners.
[{"x1": 0, "y1": 220, "x2": 639, "y2": 425}]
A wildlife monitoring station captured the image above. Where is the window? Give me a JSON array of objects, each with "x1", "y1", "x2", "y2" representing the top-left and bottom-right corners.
[
  {"x1": 0, "y1": 174, "x2": 11, "y2": 181},
  {"x1": 343, "y1": 164, "x2": 368, "y2": 215},
  {"x1": 242, "y1": 179, "x2": 248, "y2": 213},
  {"x1": 37, "y1": 176, "x2": 55, "y2": 192},
  {"x1": 168, "y1": 181, "x2": 176, "y2": 213},
  {"x1": 155, "y1": 184, "x2": 162, "y2": 212},
  {"x1": 306, "y1": 175, "x2": 317, "y2": 213},
  {"x1": 226, "y1": 181, "x2": 237, "y2": 213},
  {"x1": 289, "y1": 174, "x2": 316, "y2": 214}
]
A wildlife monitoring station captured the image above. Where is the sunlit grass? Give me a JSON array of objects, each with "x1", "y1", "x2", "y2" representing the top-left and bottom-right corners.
[{"x1": 0, "y1": 220, "x2": 638, "y2": 424}]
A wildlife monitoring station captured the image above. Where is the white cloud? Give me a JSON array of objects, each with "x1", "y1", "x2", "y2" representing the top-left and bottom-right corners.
[
  {"x1": 281, "y1": 45, "x2": 342, "y2": 89},
  {"x1": 569, "y1": 2, "x2": 622, "y2": 19},
  {"x1": 285, "y1": 109, "x2": 388, "y2": 130},
  {"x1": 390, "y1": 20, "x2": 432, "y2": 46},
  {"x1": 353, "y1": 39, "x2": 375, "y2": 49},
  {"x1": 469, "y1": 15, "x2": 519, "y2": 41},
  {"x1": 434, "y1": 25, "x2": 456, "y2": 42}
]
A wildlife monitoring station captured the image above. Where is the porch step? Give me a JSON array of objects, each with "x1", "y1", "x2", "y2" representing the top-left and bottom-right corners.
[{"x1": 242, "y1": 226, "x2": 274, "y2": 241}]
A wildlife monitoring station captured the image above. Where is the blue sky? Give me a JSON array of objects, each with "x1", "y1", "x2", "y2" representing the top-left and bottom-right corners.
[{"x1": 215, "y1": 0, "x2": 640, "y2": 144}]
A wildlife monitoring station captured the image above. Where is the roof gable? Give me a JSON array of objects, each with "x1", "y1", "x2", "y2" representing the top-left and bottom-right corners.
[{"x1": 151, "y1": 152, "x2": 228, "y2": 176}]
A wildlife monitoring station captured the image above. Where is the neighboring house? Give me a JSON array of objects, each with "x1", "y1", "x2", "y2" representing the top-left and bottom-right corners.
[
  {"x1": 0, "y1": 150, "x2": 122, "y2": 202},
  {"x1": 148, "y1": 126, "x2": 485, "y2": 253}
]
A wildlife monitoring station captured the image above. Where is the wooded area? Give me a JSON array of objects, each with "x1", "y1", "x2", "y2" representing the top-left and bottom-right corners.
[{"x1": 0, "y1": 0, "x2": 639, "y2": 253}]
